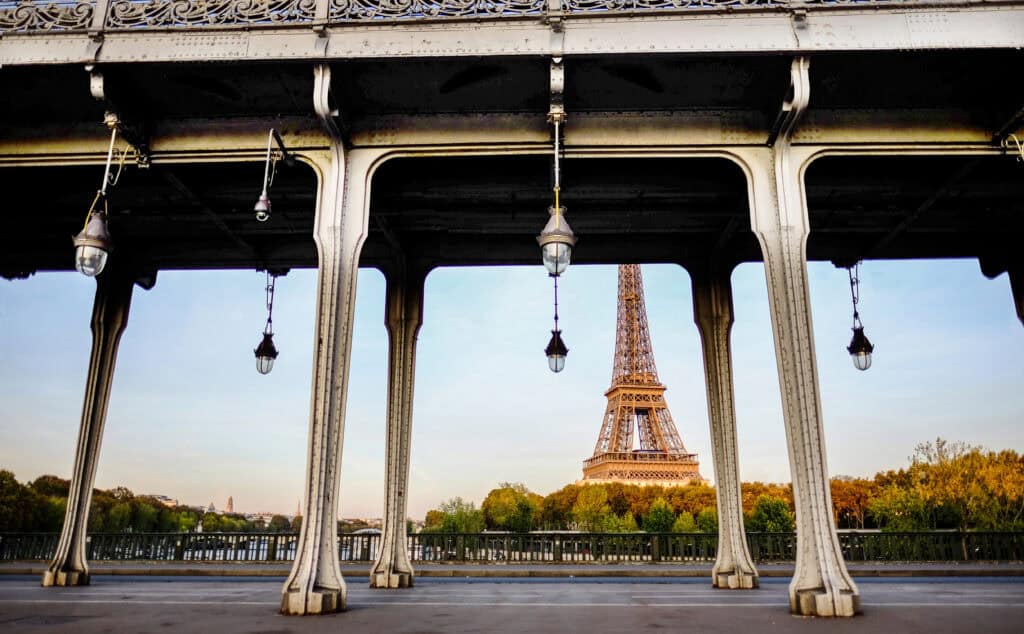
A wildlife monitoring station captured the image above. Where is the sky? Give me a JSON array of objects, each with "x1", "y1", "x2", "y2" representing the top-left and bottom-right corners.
[{"x1": 1, "y1": 259, "x2": 1022, "y2": 520}]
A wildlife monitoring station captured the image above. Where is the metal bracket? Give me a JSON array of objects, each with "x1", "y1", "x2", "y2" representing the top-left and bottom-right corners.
[
  {"x1": 270, "y1": 129, "x2": 296, "y2": 168},
  {"x1": 767, "y1": 56, "x2": 810, "y2": 147},
  {"x1": 545, "y1": 0, "x2": 564, "y2": 32},
  {"x1": 314, "y1": 64, "x2": 343, "y2": 143},
  {"x1": 549, "y1": 57, "x2": 565, "y2": 125},
  {"x1": 85, "y1": 64, "x2": 152, "y2": 167},
  {"x1": 1002, "y1": 133, "x2": 1023, "y2": 162}
]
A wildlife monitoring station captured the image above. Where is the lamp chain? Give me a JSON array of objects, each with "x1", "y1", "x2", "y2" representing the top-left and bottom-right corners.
[
  {"x1": 553, "y1": 274, "x2": 560, "y2": 332},
  {"x1": 264, "y1": 271, "x2": 276, "y2": 336},
  {"x1": 848, "y1": 263, "x2": 863, "y2": 329}
]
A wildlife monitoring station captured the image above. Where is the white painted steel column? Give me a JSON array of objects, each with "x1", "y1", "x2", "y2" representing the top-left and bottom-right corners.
[
  {"x1": 371, "y1": 261, "x2": 426, "y2": 589},
  {"x1": 745, "y1": 58, "x2": 859, "y2": 618},
  {"x1": 42, "y1": 267, "x2": 135, "y2": 587},
  {"x1": 691, "y1": 265, "x2": 759, "y2": 590},
  {"x1": 281, "y1": 65, "x2": 372, "y2": 615}
]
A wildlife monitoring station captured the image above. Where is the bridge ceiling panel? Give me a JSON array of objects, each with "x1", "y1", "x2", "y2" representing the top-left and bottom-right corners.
[
  {"x1": 808, "y1": 51, "x2": 1024, "y2": 129},
  {"x1": 2, "y1": 50, "x2": 1022, "y2": 132},
  {"x1": 1, "y1": 161, "x2": 319, "y2": 276},
  {"x1": 3, "y1": 152, "x2": 1023, "y2": 277},
  {"x1": 567, "y1": 56, "x2": 789, "y2": 115},
  {"x1": 806, "y1": 156, "x2": 1024, "y2": 265},
  {"x1": 369, "y1": 156, "x2": 757, "y2": 266},
  {"x1": 0, "y1": 62, "x2": 315, "y2": 131}
]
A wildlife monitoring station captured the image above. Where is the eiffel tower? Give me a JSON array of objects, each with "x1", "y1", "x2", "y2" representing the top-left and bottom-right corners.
[{"x1": 581, "y1": 265, "x2": 702, "y2": 486}]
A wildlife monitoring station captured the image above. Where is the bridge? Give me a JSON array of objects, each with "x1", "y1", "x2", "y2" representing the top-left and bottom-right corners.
[{"x1": 2, "y1": 0, "x2": 1023, "y2": 618}]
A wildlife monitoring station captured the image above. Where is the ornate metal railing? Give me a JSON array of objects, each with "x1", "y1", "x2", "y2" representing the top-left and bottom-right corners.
[
  {"x1": 2, "y1": 531, "x2": 1022, "y2": 563},
  {"x1": 0, "y1": 1, "x2": 986, "y2": 35}
]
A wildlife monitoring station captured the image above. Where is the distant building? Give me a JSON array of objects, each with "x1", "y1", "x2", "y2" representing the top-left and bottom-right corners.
[{"x1": 226, "y1": 496, "x2": 234, "y2": 513}]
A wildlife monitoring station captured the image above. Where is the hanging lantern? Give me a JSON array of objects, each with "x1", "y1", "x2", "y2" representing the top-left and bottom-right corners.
[
  {"x1": 545, "y1": 329, "x2": 568, "y2": 373},
  {"x1": 254, "y1": 271, "x2": 280, "y2": 374},
  {"x1": 73, "y1": 204, "x2": 112, "y2": 277},
  {"x1": 846, "y1": 263, "x2": 875, "y2": 372}
]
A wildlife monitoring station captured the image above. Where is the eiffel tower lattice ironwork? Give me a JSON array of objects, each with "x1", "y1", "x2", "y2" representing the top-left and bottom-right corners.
[{"x1": 581, "y1": 265, "x2": 702, "y2": 486}]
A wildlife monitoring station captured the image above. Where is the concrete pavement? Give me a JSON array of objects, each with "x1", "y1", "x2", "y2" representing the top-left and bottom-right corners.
[{"x1": 1, "y1": 575, "x2": 1023, "y2": 633}]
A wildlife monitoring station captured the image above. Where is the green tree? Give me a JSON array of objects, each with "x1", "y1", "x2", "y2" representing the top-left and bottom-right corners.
[
  {"x1": 107, "y1": 502, "x2": 132, "y2": 532},
  {"x1": 133, "y1": 500, "x2": 159, "y2": 532},
  {"x1": 30, "y1": 475, "x2": 69, "y2": 498},
  {"x1": 572, "y1": 486, "x2": 612, "y2": 532},
  {"x1": 481, "y1": 483, "x2": 538, "y2": 532},
  {"x1": 438, "y1": 497, "x2": 485, "y2": 533},
  {"x1": 268, "y1": 514, "x2": 291, "y2": 532},
  {"x1": 746, "y1": 495, "x2": 795, "y2": 532},
  {"x1": 201, "y1": 512, "x2": 222, "y2": 533},
  {"x1": 290, "y1": 515, "x2": 303, "y2": 532},
  {"x1": 696, "y1": 507, "x2": 718, "y2": 533},
  {"x1": 540, "y1": 484, "x2": 579, "y2": 530},
  {"x1": 868, "y1": 485, "x2": 930, "y2": 531},
  {"x1": 0, "y1": 470, "x2": 40, "y2": 531},
  {"x1": 643, "y1": 497, "x2": 676, "y2": 533},
  {"x1": 672, "y1": 511, "x2": 697, "y2": 532}
]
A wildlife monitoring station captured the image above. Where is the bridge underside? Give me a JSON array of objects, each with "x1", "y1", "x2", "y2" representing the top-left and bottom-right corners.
[{"x1": 2, "y1": 50, "x2": 1022, "y2": 277}]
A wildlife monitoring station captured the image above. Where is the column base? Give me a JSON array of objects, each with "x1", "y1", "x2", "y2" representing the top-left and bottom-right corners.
[
  {"x1": 371, "y1": 570, "x2": 414, "y2": 589},
  {"x1": 790, "y1": 589, "x2": 860, "y2": 617},
  {"x1": 41, "y1": 569, "x2": 90, "y2": 587},
  {"x1": 280, "y1": 587, "x2": 346, "y2": 615},
  {"x1": 713, "y1": 570, "x2": 759, "y2": 589}
]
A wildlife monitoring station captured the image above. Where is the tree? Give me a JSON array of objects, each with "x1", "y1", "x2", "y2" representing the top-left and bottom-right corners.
[
  {"x1": 868, "y1": 485, "x2": 930, "y2": 531},
  {"x1": 672, "y1": 511, "x2": 697, "y2": 533},
  {"x1": 696, "y1": 507, "x2": 718, "y2": 533},
  {"x1": 201, "y1": 512, "x2": 222, "y2": 533},
  {"x1": 746, "y1": 495, "x2": 795, "y2": 532},
  {"x1": 540, "y1": 484, "x2": 579, "y2": 530},
  {"x1": 0, "y1": 470, "x2": 40, "y2": 531},
  {"x1": 830, "y1": 477, "x2": 875, "y2": 529},
  {"x1": 423, "y1": 509, "x2": 444, "y2": 530},
  {"x1": 643, "y1": 498, "x2": 676, "y2": 533},
  {"x1": 268, "y1": 515, "x2": 291, "y2": 532},
  {"x1": 603, "y1": 512, "x2": 639, "y2": 532},
  {"x1": 572, "y1": 486, "x2": 612, "y2": 532},
  {"x1": 481, "y1": 483, "x2": 538, "y2": 532},
  {"x1": 30, "y1": 474, "x2": 69, "y2": 498},
  {"x1": 437, "y1": 497, "x2": 485, "y2": 533},
  {"x1": 290, "y1": 515, "x2": 302, "y2": 532}
]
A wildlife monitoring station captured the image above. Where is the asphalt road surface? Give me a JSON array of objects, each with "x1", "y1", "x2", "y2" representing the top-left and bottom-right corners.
[{"x1": 1, "y1": 576, "x2": 1021, "y2": 633}]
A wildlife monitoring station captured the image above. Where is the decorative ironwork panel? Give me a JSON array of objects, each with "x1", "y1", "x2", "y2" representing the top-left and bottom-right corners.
[
  {"x1": 106, "y1": 0, "x2": 316, "y2": 28},
  {"x1": 329, "y1": 0, "x2": 545, "y2": 21},
  {"x1": 0, "y1": 1, "x2": 93, "y2": 32},
  {"x1": 561, "y1": 0, "x2": 887, "y2": 9}
]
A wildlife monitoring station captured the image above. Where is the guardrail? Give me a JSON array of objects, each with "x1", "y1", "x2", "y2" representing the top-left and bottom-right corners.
[{"x1": 2, "y1": 531, "x2": 1022, "y2": 563}]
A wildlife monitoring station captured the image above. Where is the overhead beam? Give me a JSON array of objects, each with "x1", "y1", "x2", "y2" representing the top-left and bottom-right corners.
[{"x1": 5, "y1": 6, "x2": 1024, "y2": 65}]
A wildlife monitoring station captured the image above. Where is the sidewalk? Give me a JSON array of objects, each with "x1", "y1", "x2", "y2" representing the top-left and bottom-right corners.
[{"x1": 3, "y1": 560, "x2": 1023, "y2": 578}]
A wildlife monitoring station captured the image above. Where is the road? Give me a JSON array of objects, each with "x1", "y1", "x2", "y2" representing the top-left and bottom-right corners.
[{"x1": 1, "y1": 576, "x2": 1022, "y2": 632}]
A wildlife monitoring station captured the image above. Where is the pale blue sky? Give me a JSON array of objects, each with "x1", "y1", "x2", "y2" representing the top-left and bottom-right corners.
[{"x1": 1, "y1": 259, "x2": 1022, "y2": 519}]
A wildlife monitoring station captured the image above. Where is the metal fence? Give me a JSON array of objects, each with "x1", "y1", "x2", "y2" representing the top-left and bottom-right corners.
[{"x1": 2, "y1": 531, "x2": 1022, "y2": 564}]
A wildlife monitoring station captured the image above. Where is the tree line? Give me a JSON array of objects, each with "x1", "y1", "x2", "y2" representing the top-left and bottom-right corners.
[
  {"x1": 3, "y1": 438, "x2": 1021, "y2": 535},
  {"x1": 423, "y1": 439, "x2": 1024, "y2": 533},
  {"x1": 0, "y1": 472, "x2": 282, "y2": 533}
]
